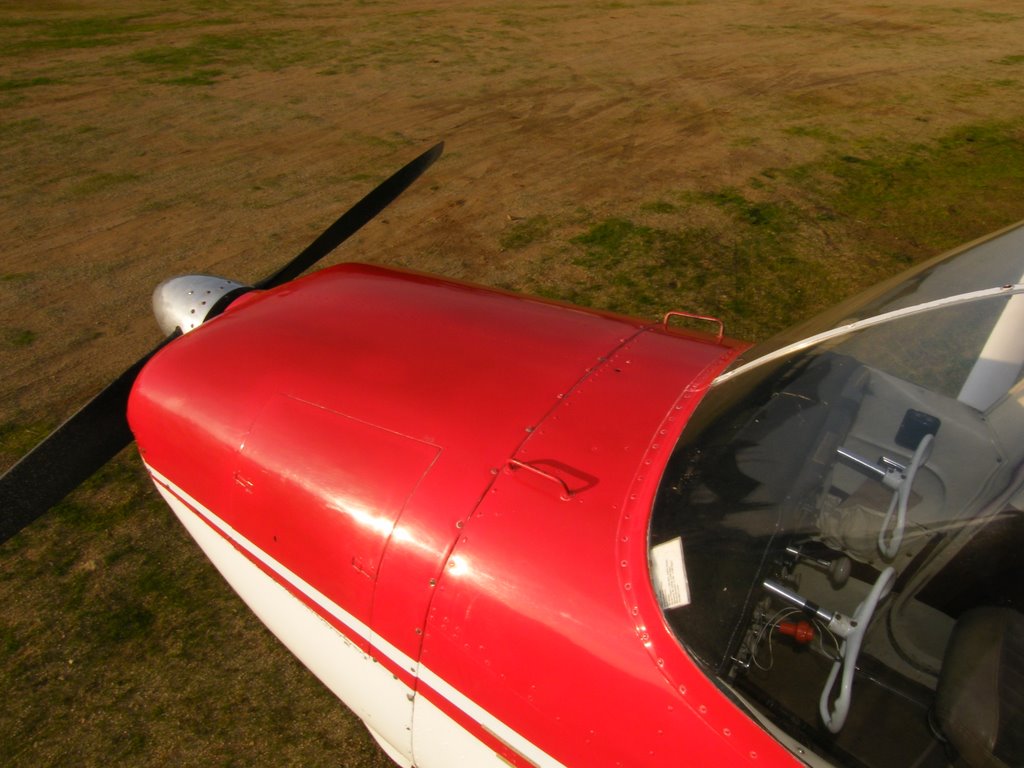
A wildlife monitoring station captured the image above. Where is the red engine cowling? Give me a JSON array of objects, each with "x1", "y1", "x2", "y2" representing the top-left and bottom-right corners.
[{"x1": 128, "y1": 264, "x2": 793, "y2": 767}]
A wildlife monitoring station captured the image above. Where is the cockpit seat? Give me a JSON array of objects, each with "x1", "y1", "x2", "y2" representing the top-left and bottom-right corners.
[
  {"x1": 934, "y1": 607, "x2": 1024, "y2": 768},
  {"x1": 731, "y1": 352, "x2": 867, "y2": 514}
]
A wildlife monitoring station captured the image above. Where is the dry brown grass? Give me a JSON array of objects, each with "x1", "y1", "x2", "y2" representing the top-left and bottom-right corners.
[{"x1": 2, "y1": 1, "x2": 1024, "y2": 765}]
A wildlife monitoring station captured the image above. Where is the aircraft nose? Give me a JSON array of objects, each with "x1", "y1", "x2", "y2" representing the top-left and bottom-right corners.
[{"x1": 152, "y1": 275, "x2": 250, "y2": 336}]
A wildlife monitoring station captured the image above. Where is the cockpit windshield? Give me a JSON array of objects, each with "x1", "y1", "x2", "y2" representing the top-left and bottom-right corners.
[{"x1": 650, "y1": 221, "x2": 1024, "y2": 768}]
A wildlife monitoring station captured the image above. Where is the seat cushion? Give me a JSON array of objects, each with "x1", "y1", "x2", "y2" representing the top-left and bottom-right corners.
[{"x1": 935, "y1": 607, "x2": 1024, "y2": 768}]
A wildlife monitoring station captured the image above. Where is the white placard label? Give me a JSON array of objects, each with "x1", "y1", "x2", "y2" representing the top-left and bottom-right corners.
[{"x1": 651, "y1": 537, "x2": 691, "y2": 609}]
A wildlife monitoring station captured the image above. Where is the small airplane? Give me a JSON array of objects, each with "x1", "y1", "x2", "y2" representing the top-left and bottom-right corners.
[{"x1": 2, "y1": 143, "x2": 1022, "y2": 768}]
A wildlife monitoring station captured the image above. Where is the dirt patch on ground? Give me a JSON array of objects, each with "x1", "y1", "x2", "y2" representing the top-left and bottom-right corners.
[{"x1": 1, "y1": 1, "x2": 1023, "y2": 765}]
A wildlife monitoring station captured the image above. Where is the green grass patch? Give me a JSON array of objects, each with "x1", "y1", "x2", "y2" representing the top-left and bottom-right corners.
[
  {"x1": 809, "y1": 120, "x2": 1024, "y2": 258},
  {"x1": 0, "y1": 117, "x2": 44, "y2": 143},
  {"x1": 567, "y1": 210, "x2": 822, "y2": 336},
  {"x1": 86, "y1": 592, "x2": 156, "y2": 644},
  {"x1": 0, "y1": 15, "x2": 149, "y2": 57},
  {"x1": 784, "y1": 124, "x2": 841, "y2": 143},
  {"x1": 0, "y1": 13, "x2": 239, "y2": 58},
  {"x1": 6, "y1": 329, "x2": 35, "y2": 348},
  {"x1": 0, "y1": 272, "x2": 35, "y2": 283},
  {"x1": 550, "y1": 119, "x2": 1024, "y2": 340},
  {"x1": 569, "y1": 219, "x2": 708, "y2": 320},
  {"x1": 0, "y1": 420, "x2": 54, "y2": 465},
  {"x1": 27, "y1": 461, "x2": 154, "y2": 543},
  {"x1": 129, "y1": 30, "x2": 311, "y2": 83},
  {"x1": 500, "y1": 215, "x2": 552, "y2": 250},
  {"x1": 640, "y1": 199, "x2": 678, "y2": 214},
  {"x1": 0, "y1": 624, "x2": 20, "y2": 660},
  {"x1": 695, "y1": 187, "x2": 796, "y2": 233},
  {"x1": 0, "y1": 76, "x2": 59, "y2": 91},
  {"x1": 164, "y1": 68, "x2": 225, "y2": 86}
]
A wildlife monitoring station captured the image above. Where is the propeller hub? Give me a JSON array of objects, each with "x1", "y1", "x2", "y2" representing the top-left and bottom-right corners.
[{"x1": 152, "y1": 275, "x2": 250, "y2": 335}]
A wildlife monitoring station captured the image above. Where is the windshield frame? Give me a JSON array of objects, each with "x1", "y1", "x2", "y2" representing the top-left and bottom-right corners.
[{"x1": 714, "y1": 283, "x2": 1024, "y2": 388}]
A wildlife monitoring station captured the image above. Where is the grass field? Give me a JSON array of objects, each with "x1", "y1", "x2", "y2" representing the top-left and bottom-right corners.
[{"x1": 2, "y1": 1, "x2": 1024, "y2": 765}]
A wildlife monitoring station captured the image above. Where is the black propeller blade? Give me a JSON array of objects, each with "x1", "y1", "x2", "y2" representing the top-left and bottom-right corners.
[
  {"x1": 0, "y1": 142, "x2": 444, "y2": 546},
  {"x1": 0, "y1": 336, "x2": 176, "y2": 545},
  {"x1": 255, "y1": 141, "x2": 444, "y2": 290}
]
